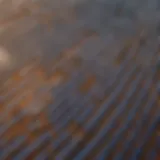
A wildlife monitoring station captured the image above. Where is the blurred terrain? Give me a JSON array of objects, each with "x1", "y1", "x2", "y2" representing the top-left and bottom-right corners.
[
  {"x1": 0, "y1": 0, "x2": 160, "y2": 71},
  {"x1": 0, "y1": 0, "x2": 160, "y2": 159}
]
